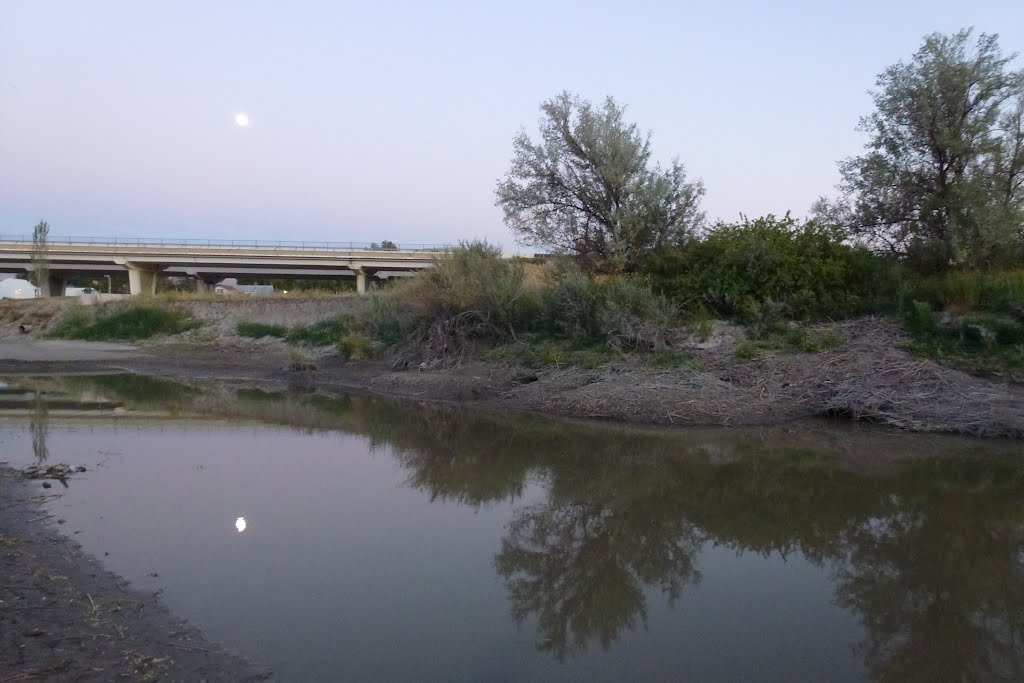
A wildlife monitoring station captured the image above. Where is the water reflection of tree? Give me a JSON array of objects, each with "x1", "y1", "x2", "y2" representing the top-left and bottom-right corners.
[
  {"x1": 492, "y1": 449, "x2": 877, "y2": 661},
  {"x1": 832, "y1": 461, "x2": 1024, "y2": 683},
  {"x1": 494, "y1": 467, "x2": 704, "y2": 659},
  {"x1": 62, "y1": 375, "x2": 1024, "y2": 678},
  {"x1": 30, "y1": 389, "x2": 49, "y2": 464}
]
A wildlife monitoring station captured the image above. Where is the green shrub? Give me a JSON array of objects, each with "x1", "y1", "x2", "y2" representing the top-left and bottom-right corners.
[
  {"x1": 901, "y1": 293, "x2": 1024, "y2": 375},
  {"x1": 236, "y1": 321, "x2": 288, "y2": 339},
  {"x1": 740, "y1": 298, "x2": 790, "y2": 339},
  {"x1": 692, "y1": 306, "x2": 714, "y2": 342},
  {"x1": 897, "y1": 269, "x2": 1024, "y2": 316},
  {"x1": 540, "y1": 269, "x2": 603, "y2": 340},
  {"x1": 903, "y1": 301, "x2": 940, "y2": 337},
  {"x1": 286, "y1": 348, "x2": 317, "y2": 372},
  {"x1": 286, "y1": 316, "x2": 352, "y2": 347},
  {"x1": 780, "y1": 326, "x2": 842, "y2": 353},
  {"x1": 399, "y1": 240, "x2": 525, "y2": 334},
  {"x1": 643, "y1": 214, "x2": 886, "y2": 320},
  {"x1": 733, "y1": 323, "x2": 843, "y2": 360},
  {"x1": 48, "y1": 304, "x2": 94, "y2": 339},
  {"x1": 735, "y1": 340, "x2": 762, "y2": 360},
  {"x1": 339, "y1": 334, "x2": 372, "y2": 360},
  {"x1": 537, "y1": 268, "x2": 679, "y2": 350},
  {"x1": 365, "y1": 294, "x2": 409, "y2": 347},
  {"x1": 483, "y1": 338, "x2": 616, "y2": 369},
  {"x1": 597, "y1": 279, "x2": 678, "y2": 350},
  {"x1": 49, "y1": 305, "x2": 198, "y2": 341}
]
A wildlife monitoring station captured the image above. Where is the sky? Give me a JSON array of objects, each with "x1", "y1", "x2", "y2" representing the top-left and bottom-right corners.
[{"x1": 2, "y1": 1, "x2": 1023, "y2": 250}]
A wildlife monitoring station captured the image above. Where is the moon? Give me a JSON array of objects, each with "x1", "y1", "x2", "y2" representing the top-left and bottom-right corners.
[
  {"x1": 235, "y1": 516, "x2": 247, "y2": 532},
  {"x1": 234, "y1": 113, "x2": 249, "y2": 128}
]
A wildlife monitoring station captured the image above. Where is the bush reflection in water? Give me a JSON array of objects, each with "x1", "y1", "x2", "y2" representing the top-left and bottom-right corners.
[{"x1": 45, "y1": 375, "x2": 1024, "y2": 680}]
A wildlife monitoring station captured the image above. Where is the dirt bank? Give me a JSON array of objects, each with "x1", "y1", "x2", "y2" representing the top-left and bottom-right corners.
[
  {"x1": 361, "y1": 319, "x2": 1023, "y2": 438},
  {"x1": 0, "y1": 466, "x2": 271, "y2": 681},
  {"x1": 1, "y1": 297, "x2": 1022, "y2": 438}
]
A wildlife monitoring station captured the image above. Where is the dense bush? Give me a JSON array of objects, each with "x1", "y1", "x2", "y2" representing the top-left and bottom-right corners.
[
  {"x1": 339, "y1": 334, "x2": 373, "y2": 360},
  {"x1": 643, "y1": 215, "x2": 885, "y2": 319},
  {"x1": 898, "y1": 270, "x2": 1024, "y2": 374},
  {"x1": 897, "y1": 269, "x2": 1024, "y2": 316},
  {"x1": 49, "y1": 305, "x2": 198, "y2": 341},
  {"x1": 369, "y1": 241, "x2": 526, "y2": 344},
  {"x1": 426, "y1": 241, "x2": 524, "y2": 331},
  {"x1": 538, "y1": 267, "x2": 679, "y2": 350}
]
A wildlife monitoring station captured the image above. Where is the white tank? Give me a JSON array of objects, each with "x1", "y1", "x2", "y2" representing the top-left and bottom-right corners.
[{"x1": 0, "y1": 278, "x2": 41, "y2": 299}]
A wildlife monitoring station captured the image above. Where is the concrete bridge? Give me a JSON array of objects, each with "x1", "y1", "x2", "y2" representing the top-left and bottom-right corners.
[{"x1": 0, "y1": 236, "x2": 448, "y2": 295}]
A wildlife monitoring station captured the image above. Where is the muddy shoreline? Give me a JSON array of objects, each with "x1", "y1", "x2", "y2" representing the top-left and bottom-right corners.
[
  {"x1": 3, "y1": 296, "x2": 1023, "y2": 437},
  {"x1": 4, "y1": 315, "x2": 1023, "y2": 438},
  {"x1": 0, "y1": 465, "x2": 271, "y2": 681}
]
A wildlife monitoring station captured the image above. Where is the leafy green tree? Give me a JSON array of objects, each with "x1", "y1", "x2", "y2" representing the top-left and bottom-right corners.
[
  {"x1": 31, "y1": 219, "x2": 50, "y2": 287},
  {"x1": 496, "y1": 92, "x2": 705, "y2": 273},
  {"x1": 824, "y1": 29, "x2": 1024, "y2": 270}
]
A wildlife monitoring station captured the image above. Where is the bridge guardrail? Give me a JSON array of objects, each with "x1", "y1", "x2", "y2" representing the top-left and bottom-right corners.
[{"x1": 0, "y1": 235, "x2": 451, "y2": 252}]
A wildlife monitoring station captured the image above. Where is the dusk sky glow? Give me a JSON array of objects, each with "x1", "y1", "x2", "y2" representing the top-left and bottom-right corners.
[{"x1": 3, "y1": 1, "x2": 1022, "y2": 249}]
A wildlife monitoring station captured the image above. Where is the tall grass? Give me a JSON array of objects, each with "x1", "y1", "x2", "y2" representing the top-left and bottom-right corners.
[{"x1": 49, "y1": 304, "x2": 199, "y2": 341}]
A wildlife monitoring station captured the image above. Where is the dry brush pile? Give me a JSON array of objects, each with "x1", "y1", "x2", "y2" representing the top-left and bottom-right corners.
[{"x1": 509, "y1": 318, "x2": 1024, "y2": 437}]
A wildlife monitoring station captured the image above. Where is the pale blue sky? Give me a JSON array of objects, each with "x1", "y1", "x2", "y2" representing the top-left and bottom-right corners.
[{"x1": 2, "y1": 1, "x2": 1022, "y2": 248}]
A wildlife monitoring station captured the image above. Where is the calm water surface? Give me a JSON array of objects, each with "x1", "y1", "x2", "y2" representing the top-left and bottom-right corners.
[{"x1": 1, "y1": 375, "x2": 1022, "y2": 682}]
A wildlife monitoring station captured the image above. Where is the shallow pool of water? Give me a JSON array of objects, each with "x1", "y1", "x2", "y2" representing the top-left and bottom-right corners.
[{"x1": 2, "y1": 375, "x2": 1022, "y2": 681}]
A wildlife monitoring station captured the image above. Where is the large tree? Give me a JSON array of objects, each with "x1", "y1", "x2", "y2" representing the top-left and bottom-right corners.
[
  {"x1": 826, "y1": 29, "x2": 1024, "y2": 270},
  {"x1": 496, "y1": 92, "x2": 705, "y2": 273},
  {"x1": 31, "y1": 219, "x2": 50, "y2": 287}
]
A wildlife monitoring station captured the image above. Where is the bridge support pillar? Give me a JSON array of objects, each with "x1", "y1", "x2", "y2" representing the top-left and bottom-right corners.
[
  {"x1": 126, "y1": 264, "x2": 158, "y2": 296},
  {"x1": 355, "y1": 268, "x2": 368, "y2": 296},
  {"x1": 36, "y1": 273, "x2": 66, "y2": 298},
  {"x1": 195, "y1": 278, "x2": 214, "y2": 294}
]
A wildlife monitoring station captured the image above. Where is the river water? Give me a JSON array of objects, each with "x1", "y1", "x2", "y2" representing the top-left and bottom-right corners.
[{"x1": 1, "y1": 375, "x2": 1022, "y2": 681}]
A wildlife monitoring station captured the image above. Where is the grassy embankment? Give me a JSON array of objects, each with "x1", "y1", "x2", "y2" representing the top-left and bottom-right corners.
[
  {"x1": 44, "y1": 218, "x2": 1024, "y2": 380},
  {"x1": 47, "y1": 304, "x2": 199, "y2": 341},
  {"x1": 318, "y1": 221, "x2": 1023, "y2": 378}
]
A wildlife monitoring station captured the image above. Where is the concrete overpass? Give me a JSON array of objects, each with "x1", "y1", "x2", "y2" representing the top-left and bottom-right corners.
[{"x1": 0, "y1": 236, "x2": 449, "y2": 295}]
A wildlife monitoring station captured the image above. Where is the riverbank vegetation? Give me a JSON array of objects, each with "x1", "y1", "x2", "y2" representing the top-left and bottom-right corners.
[
  {"x1": 48, "y1": 304, "x2": 198, "y2": 341},
  {"x1": 39, "y1": 29, "x2": 1024, "y2": 390}
]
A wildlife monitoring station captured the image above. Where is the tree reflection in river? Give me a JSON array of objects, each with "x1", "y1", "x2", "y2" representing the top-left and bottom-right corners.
[
  {"x1": 30, "y1": 388, "x2": 49, "y2": 464},
  {"x1": 832, "y1": 460, "x2": 1024, "y2": 683},
  {"x1": 51, "y1": 375, "x2": 1024, "y2": 679},
  {"x1": 494, "y1": 470, "x2": 703, "y2": 659}
]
